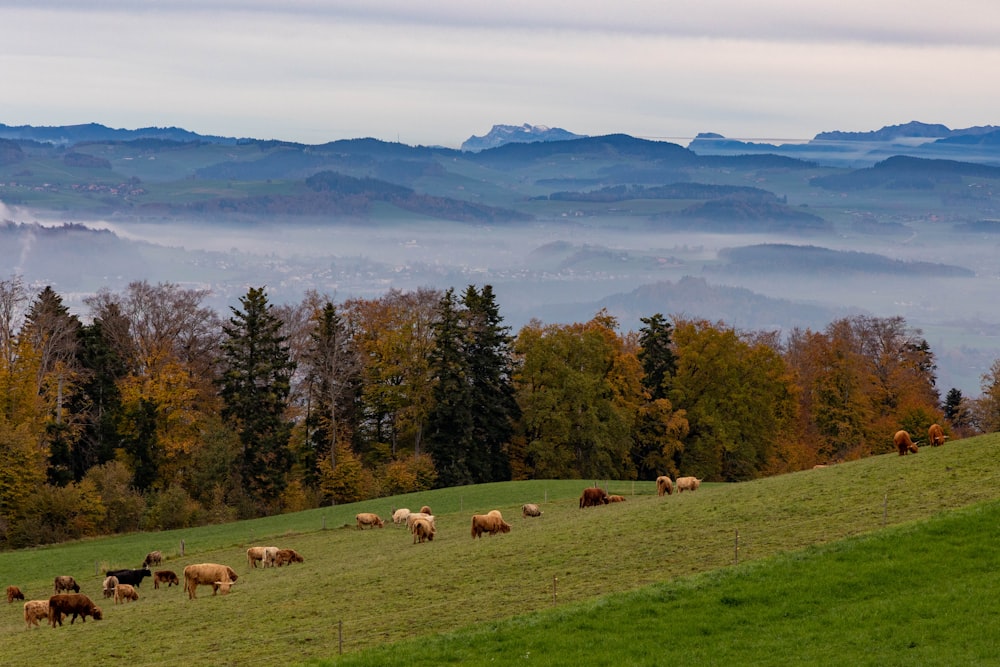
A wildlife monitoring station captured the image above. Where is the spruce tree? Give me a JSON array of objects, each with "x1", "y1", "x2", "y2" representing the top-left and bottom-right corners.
[{"x1": 218, "y1": 287, "x2": 296, "y2": 511}]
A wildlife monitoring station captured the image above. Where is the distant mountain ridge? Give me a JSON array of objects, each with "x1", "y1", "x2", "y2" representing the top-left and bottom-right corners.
[
  {"x1": 460, "y1": 123, "x2": 586, "y2": 151},
  {"x1": 0, "y1": 122, "x2": 240, "y2": 146}
]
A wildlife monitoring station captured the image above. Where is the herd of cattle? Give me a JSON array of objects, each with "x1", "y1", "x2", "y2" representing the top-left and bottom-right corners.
[
  {"x1": 7, "y1": 483, "x2": 682, "y2": 630},
  {"x1": 893, "y1": 424, "x2": 949, "y2": 456},
  {"x1": 7, "y1": 542, "x2": 304, "y2": 629}
]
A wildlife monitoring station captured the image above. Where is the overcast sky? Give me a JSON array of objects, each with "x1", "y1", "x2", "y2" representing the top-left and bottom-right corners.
[{"x1": 2, "y1": 1, "x2": 998, "y2": 147}]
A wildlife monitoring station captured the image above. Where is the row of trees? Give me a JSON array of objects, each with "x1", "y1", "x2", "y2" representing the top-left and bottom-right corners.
[{"x1": 0, "y1": 276, "x2": 994, "y2": 548}]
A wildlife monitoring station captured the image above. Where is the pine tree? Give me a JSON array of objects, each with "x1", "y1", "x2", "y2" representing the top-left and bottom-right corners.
[
  {"x1": 637, "y1": 313, "x2": 676, "y2": 400},
  {"x1": 218, "y1": 287, "x2": 296, "y2": 511}
]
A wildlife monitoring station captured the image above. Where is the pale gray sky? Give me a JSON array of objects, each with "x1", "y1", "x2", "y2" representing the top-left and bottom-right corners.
[{"x1": 2, "y1": 1, "x2": 998, "y2": 146}]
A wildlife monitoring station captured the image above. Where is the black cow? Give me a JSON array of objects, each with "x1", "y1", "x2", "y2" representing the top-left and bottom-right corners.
[{"x1": 105, "y1": 568, "x2": 152, "y2": 587}]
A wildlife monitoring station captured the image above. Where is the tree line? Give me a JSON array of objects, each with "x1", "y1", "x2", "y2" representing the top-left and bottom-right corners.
[{"x1": 0, "y1": 276, "x2": 993, "y2": 549}]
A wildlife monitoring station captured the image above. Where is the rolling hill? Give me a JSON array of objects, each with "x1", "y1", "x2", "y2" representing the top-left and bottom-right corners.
[{"x1": 0, "y1": 435, "x2": 997, "y2": 665}]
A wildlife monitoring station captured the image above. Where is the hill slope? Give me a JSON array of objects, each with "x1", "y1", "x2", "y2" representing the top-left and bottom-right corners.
[{"x1": 0, "y1": 436, "x2": 997, "y2": 665}]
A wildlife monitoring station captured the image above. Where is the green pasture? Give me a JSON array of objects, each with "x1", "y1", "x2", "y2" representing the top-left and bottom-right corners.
[{"x1": 0, "y1": 437, "x2": 998, "y2": 666}]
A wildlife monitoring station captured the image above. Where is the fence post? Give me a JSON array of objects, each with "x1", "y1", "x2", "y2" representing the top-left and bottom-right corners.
[
  {"x1": 552, "y1": 575, "x2": 558, "y2": 605},
  {"x1": 734, "y1": 529, "x2": 740, "y2": 565},
  {"x1": 883, "y1": 492, "x2": 888, "y2": 527},
  {"x1": 339, "y1": 619, "x2": 343, "y2": 654},
  {"x1": 180, "y1": 539, "x2": 185, "y2": 557},
  {"x1": 323, "y1": 516, "x2": 326, "y2": 531}
]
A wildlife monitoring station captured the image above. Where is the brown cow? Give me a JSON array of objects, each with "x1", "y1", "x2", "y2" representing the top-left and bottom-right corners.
[
  {"x1": 274, "y1": 549, "x2": 305, "y2": 566},
  {"x1": 579, "y1": 487, "x2": 609, "y2": 508},
  {"x1": 7, "y1": 585, "x2": 24, "y2": 603},
  {"x1": 656, "y1": 475, "x2": 673, "y2": 496},
  {"x1": 894, "y1": 430, "x2": 919, "y2": 455},
  {"x1": 411, "y1": 517, "x2": 435, "y2": 544},
  {"x1": 521, "y1": 503, "x2": 542, "y2": 518},
  {"x1": 419, "y1": 505, "x2": 432, "y2": 515},
  {"x1": 607, "y1": 494, "x2": 626, "y2": 503},
  {"x1": 102, "y1": 575, "x2": 118, "y2": 599},
  {"x1": 24, "y1": 600, "x2": 49, "y2": 628},
  {"x1": 114, "y1": 583, "x2": 139, "y2": 604},
  {"x1": 153, "y1": 570, "x2": 180, "y2": 589},
  {"x1": 53, "y1": 576, "x2": 79, "y2": 594},
  {"x1": 246, "y1": 546, "x2": 266, "y2": 568},
  {"x1": 355, "y1": 512, "x2": 384, "y2": 529},
  {"x1": 676, "y1": 476, "x2": 702, "y2": 492},
  {"x1": 142, "y1": 550, "x2": 163, "y2": 568},
  {"x1": 928, "y1": 423, "x2": 946, "y2": 447},
  {"x1": 48, "y1": 593, "x2": 102, "y2": 626},
  {"x1": 471, "y1": 513, "x2": 511, "y2": 538},
  {"x1": 183, "y1": 563, "x2": 238, "y2": 599}
]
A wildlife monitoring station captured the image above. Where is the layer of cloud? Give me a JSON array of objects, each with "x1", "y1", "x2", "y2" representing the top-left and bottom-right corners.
[{"x1": 2, "y1": 2, "x2": 998, "y2": 146}]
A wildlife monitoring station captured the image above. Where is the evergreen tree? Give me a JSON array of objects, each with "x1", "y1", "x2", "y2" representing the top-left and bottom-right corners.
[
  {"x1": 70, "y1": 320, "x2": 125, "y2": 481},
  {"x1": 462, "y1": 285, "x2": 518, "y2": 482},
  {"x1": 218, "y1": 287, "x2": 296, "y2": 511},
  {"x1": 425, "y1": 288, "x2": 476, "y2": 486},
  {"x1": 426, "y1": 285, "x2": 519, "y2": 487},
  {"x1": 943, "y1": 388, "x2": 963, "y2": 423},
  {"x1": 637, "y1": 313, "x2": 676, "y2": 400}
]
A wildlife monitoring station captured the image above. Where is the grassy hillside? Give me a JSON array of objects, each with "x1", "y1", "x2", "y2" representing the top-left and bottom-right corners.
[{"x1": 1, "y1": 436, "x2": 998, "y2": 665}]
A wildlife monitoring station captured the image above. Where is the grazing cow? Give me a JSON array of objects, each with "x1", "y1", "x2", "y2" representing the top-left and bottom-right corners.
[
  {"x1": 106, "y1": 567, "x2": 151, "y2": 587},
  {"x1": 579, "y1": 487, "x2": 609, "y2": 508},
  {"x1": 114, "y1": 583, "x2": 139, "y2": 604},
  {"x1": 355, "y1": 512, "x2": 384, "y2": 529},
  {"x1": 405, "y1": 512, "x2": 435, "y2": 529},
  {"x1": 411, "y1": 517, "x2": 435, "y2": 544},
  {"x1": 471, "y1": 513, "x2": 512, "y2": 538},
  {"x1": 607, "y1": 494, "x2": 627, "y2": 503},
  {"x1": 153, "y1": 570, "x2": 180, "y2": 589},
  {"x1": 392, "y1": 508, "x2": 411, "y2": 525},
  {"x1": 656, "y1": 475, "x2": 673, "y2": 496},
  {"x1": 24, "y1": 600, "x2": 49, "y2": 628},
  {"x1": 894, "y1": 430, "x2": 919, "y2": 456},
  {"x1": 676, "y1": 476, "x2": 702, "y2": 492},
  {"x1": 521, "y1": 503, "x2": 542, "y2": 518},
  {"x1": 274, "y1": 549, "x2": 304, "y2": 566},
  {"x1": 247, "y1": 546, "x2": 266, "y2": 568},
  {"x1": 419, "y1": 505, "x2": 432, "y2": 515},
  {"x1": 7, "y1": 585, "x2": 24, "y2": 603},
  {"x1": 53, "y1": 576, "x2": 79, "y2": 594},
  {"x1": 48, "y1": 594, "x2": 102, "y2": 626},
  {"x1": 102, "y1": 576, "x2": 118, "y2": 599},
  {"x1": 142, "y1": 550, "x2": 163, "y2": 568},
  {"x1": 262, "y1": 546, "x2": 280, "y2": 568},
  {"x1": 183, "y1": 563, "x2": 238, "y2": 600},
  {"x1": 928, "y1": 423, "x2": 947, "y2": 447}
]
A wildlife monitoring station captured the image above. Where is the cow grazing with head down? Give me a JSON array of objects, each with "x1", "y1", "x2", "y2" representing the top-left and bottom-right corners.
[
  {"x1": 274, "y1": 549, "x2": 304, "y2": 567},
  {"x1": 355, "y1": 513, "x2": 384, "y2": 529},
  {"x1": 102, "y1": 576, "x2": 118, "y2": 599},
  {"x1": 471, "y1": 513, "x2": 511, "y2": 538},
  {"x1": 928, "y1": 423, "x2": 947, "y2": 447},
  {"x1": 405, "y1": 512, "x2": 435, "y2": 531},
  {"x1": 183, "y1": 563, "x2": 238, "y2": 599},
  {"x1": 142, "y1": 550, "x2": 163, "y2": 568},
  {"x1": 392, "y1": 508, "x2": 411, "y2": 525},
  {"x1": 7, "y1": 585, "x2": 24, "y2": 603},
  {"x1": 262, "y1": 546, "x2": 280, "y2": 568},
  {"x1": 579, "y1": 487, "x2": 609, "y2": 508},
  {"x1": 114, "y1": 583, "x2": 139, "y2": 604},
  {"x1": 48, "y1": 594, "x2": 102, "y2": 626},
  {"x1": 153, "y1": 570, "x2": 180, "y2": 588},
  {"x1": 53, "y1": 576, "x2": 79, "y2": 594},
  {"x1": 521, "y1": 503, "x2": 542, "y2": 518},
  {"x1": 247, "y1": 546, "x2": 266, "y2": 568},
  {"x1": 676, "y1": 476, "x2": 702, "y2": 492},
  {"x1": 656, "y1": 476, "x2": 673, "y2": 496},
  {"x1": 894, "y1": 430, "x2": 919, "y2": 455},
  {"x1": 24, "y1": 600, "x2": 49, "y2": 628},
  {"x1": 411, "y1": 517, "x2": 435, "y2": 544}
]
